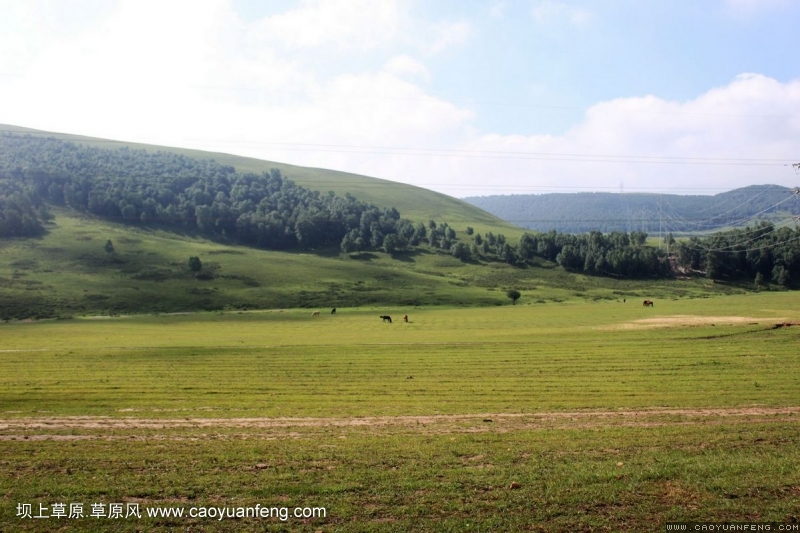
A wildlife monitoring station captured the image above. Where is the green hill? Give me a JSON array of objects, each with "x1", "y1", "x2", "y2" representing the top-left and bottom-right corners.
[
  {"x1": 2, "y1": 124, "x2": 518, "y2": 238},
  {"x1": 0, "y1": 124, "x2": 731, "y2": 319},
  {"x1": 2, "y1": 206, "x2": 730, "y2": 320},
  {"x1": 464, "y1": 186, "x2": 799, "y2": 234}
]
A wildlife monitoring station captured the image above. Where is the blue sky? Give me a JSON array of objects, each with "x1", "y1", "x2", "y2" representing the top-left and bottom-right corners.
[
  {"x1": 441, "y1": 1, "x2": 799, "y2": 134},
  {"x1": 1, "y1": 0, "x2": 799, "y2": 197}
]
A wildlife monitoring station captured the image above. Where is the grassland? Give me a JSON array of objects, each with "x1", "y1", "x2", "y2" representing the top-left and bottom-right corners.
[
  {"x1": 2, "y1": 294, "x2": 799, "y2": 531},
  {"x1": 2, "y1": 125, "x2": 799, "y2": 530},
  {"x1": 0, "y1": 208, "x2": 750, "y2": 319}
]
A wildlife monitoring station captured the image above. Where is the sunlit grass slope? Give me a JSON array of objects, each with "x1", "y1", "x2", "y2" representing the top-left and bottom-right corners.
[
  {"x1": 0, "y1": 209, "x2": 502, "y2": 318},
  {"x1": 0, "y1": 207, "x2": 746, "y2": 318}
]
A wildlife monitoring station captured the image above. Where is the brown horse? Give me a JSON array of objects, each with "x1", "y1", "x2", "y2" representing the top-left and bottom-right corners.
[
  {"x1": 403, "y1": 314, "x2": 408, "y2": 323},
  {"x1": 642, "y1": 300, "x2": 654, "y2": 307}
]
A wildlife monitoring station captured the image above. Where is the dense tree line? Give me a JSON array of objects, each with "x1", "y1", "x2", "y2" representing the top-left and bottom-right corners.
[
  {"x1": 430, "y1": 224, "x2": 671, "y2": 278},
  {"x1": 468, "y1": 229, "x2": 670, "y2": 278},
  {"x1": 0, "y1": 134, "x2": 424, "y2": 252},
  {"x1": 468, "y1": 224, "x2": 799, "y2": 282},
  {"x1": 523, "y1": 230, "x2": 670, "y2": 278},
  {"x1": 676, "y1": 221, "x2": 800, "y2": 287}
]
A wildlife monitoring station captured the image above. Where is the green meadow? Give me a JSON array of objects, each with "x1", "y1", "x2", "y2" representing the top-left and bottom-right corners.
[
  {"x1": 2, "y1": 294, "x2": 799, "y2": 531},
  {"x1": 0, "y1": 208, "x2": 746, "y2": 320}
]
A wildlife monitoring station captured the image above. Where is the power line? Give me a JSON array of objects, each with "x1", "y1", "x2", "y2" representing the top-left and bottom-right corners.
[
  {"x1": 502, "y1": 215, "x2": 799, "y2": 224},
  {"x1": 663, "y1": 183, "x2": 777, "y2": 219},
  {"x1": 1, "y1": 129, "x2": 795, "y2": 168},
  {"x1": 186, "y1": 138, "x2": 793, "y2": 164},
  {"x1": 661, "y1": 191, "x2": 795, "y2": 232},
  {"x1": 673, "y1": 222, "x2": 800, "y2": 254}
]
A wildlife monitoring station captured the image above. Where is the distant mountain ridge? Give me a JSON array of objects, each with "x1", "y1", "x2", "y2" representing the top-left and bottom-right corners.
[{"x1": 463, "y1": 185, "x2": 800, "y2": 234}]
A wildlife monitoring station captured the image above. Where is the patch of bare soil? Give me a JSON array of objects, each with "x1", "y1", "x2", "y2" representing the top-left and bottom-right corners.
[
  {"x1": 606, "y1": 315, "x2": 789, "y2": 330},
  {"x1": 1, "y1": 407, "x2": 798, "y2": 440}
]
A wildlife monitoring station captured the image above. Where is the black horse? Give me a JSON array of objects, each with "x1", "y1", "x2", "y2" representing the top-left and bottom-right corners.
[{"x1": 380, "y1": 315, "x2": 392, "y2": 323}]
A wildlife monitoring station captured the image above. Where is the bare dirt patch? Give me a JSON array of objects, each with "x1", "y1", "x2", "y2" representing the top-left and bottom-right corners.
[
  {"x1": 2, "y1": 407, "x2": 798, "y2": 441},
  {"x1": 607, "y1": 315, "x2": 787, "y2": 330}
]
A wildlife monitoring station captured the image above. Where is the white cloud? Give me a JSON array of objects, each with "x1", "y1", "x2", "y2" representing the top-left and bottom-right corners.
[
  {"x1": 245, "y1": 0, "x2": 470, "y2": 55},
  {"x1": 425, "y1": 20, "x2": 472, "y2": 54},
  {"x1": 531, "y1": 0, "x2": 591, "y2": 26},
  {"x1": 489, "y1": 1, "x2": 508, "y2": 19},
  {"x1": 383, "y1": 55, "x2": 429, "y2": 81},
  {"x1": 0, "y1": 0, "x2": 474, "y2": 145},
  {"x1": 249, "y1": 0, "x2": 401, "y2": 50},
  {"x1": 447, "y1": 74, "x2": 800, "y2": 196},
  {"x1": 0, "y1": 0, "x2": 295, "y2": 142},
  {"x1": 0, "y1": 0, "x2": 115, "y2": 74}
]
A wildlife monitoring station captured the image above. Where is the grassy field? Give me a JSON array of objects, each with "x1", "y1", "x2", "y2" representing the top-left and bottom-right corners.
[
  {"x1": 2, "y1": 294, "x2": 799, "y2": 531},
  {"x1": 0, "y1": 209, "x2": 749, "y2": 319}
]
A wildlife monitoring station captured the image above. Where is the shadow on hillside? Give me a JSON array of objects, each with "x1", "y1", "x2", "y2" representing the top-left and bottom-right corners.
[
  {"x1": 389, "y1": 249, "x2": 432, "y2": 263},
  {"x1": 348, "y1": 252, "x2": 379, "y2": 261}
]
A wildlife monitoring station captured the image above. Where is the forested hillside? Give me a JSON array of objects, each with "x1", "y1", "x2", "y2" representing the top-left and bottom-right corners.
[
  {"x1": 0, "y1": 133, "x2": 439, "y2": 253},
  {"x1": 0, "y1": 124, "x2": 514, "y2": 238},
  {"x1": 464, "y1": 187, "x2": 799, "y2": 234},
  {"x1": 0, "y1": 132, "x2": 682, "y2": 278}
]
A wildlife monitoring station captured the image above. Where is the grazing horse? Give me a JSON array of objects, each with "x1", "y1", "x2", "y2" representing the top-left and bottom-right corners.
[
  {"x1": 403, "y1": 314, "x2": 408, "y2": 323},
  {"x1": 331, "y1": 308, "x2": 336, "y2": 315},
  {"x1": 642, "y1": 300, "x2": 654, "y2": 307},
  {"x1": 380, "y1": 315, "x2": 392, "y2": 323},
  {"x1": 311, "y1": 310, "x2": 321, "y2": 317}
]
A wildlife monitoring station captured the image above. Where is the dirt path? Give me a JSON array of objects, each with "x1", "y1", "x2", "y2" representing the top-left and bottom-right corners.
[{"x1": 1, "y1": 407, "x2": 798, "y2": 440}]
